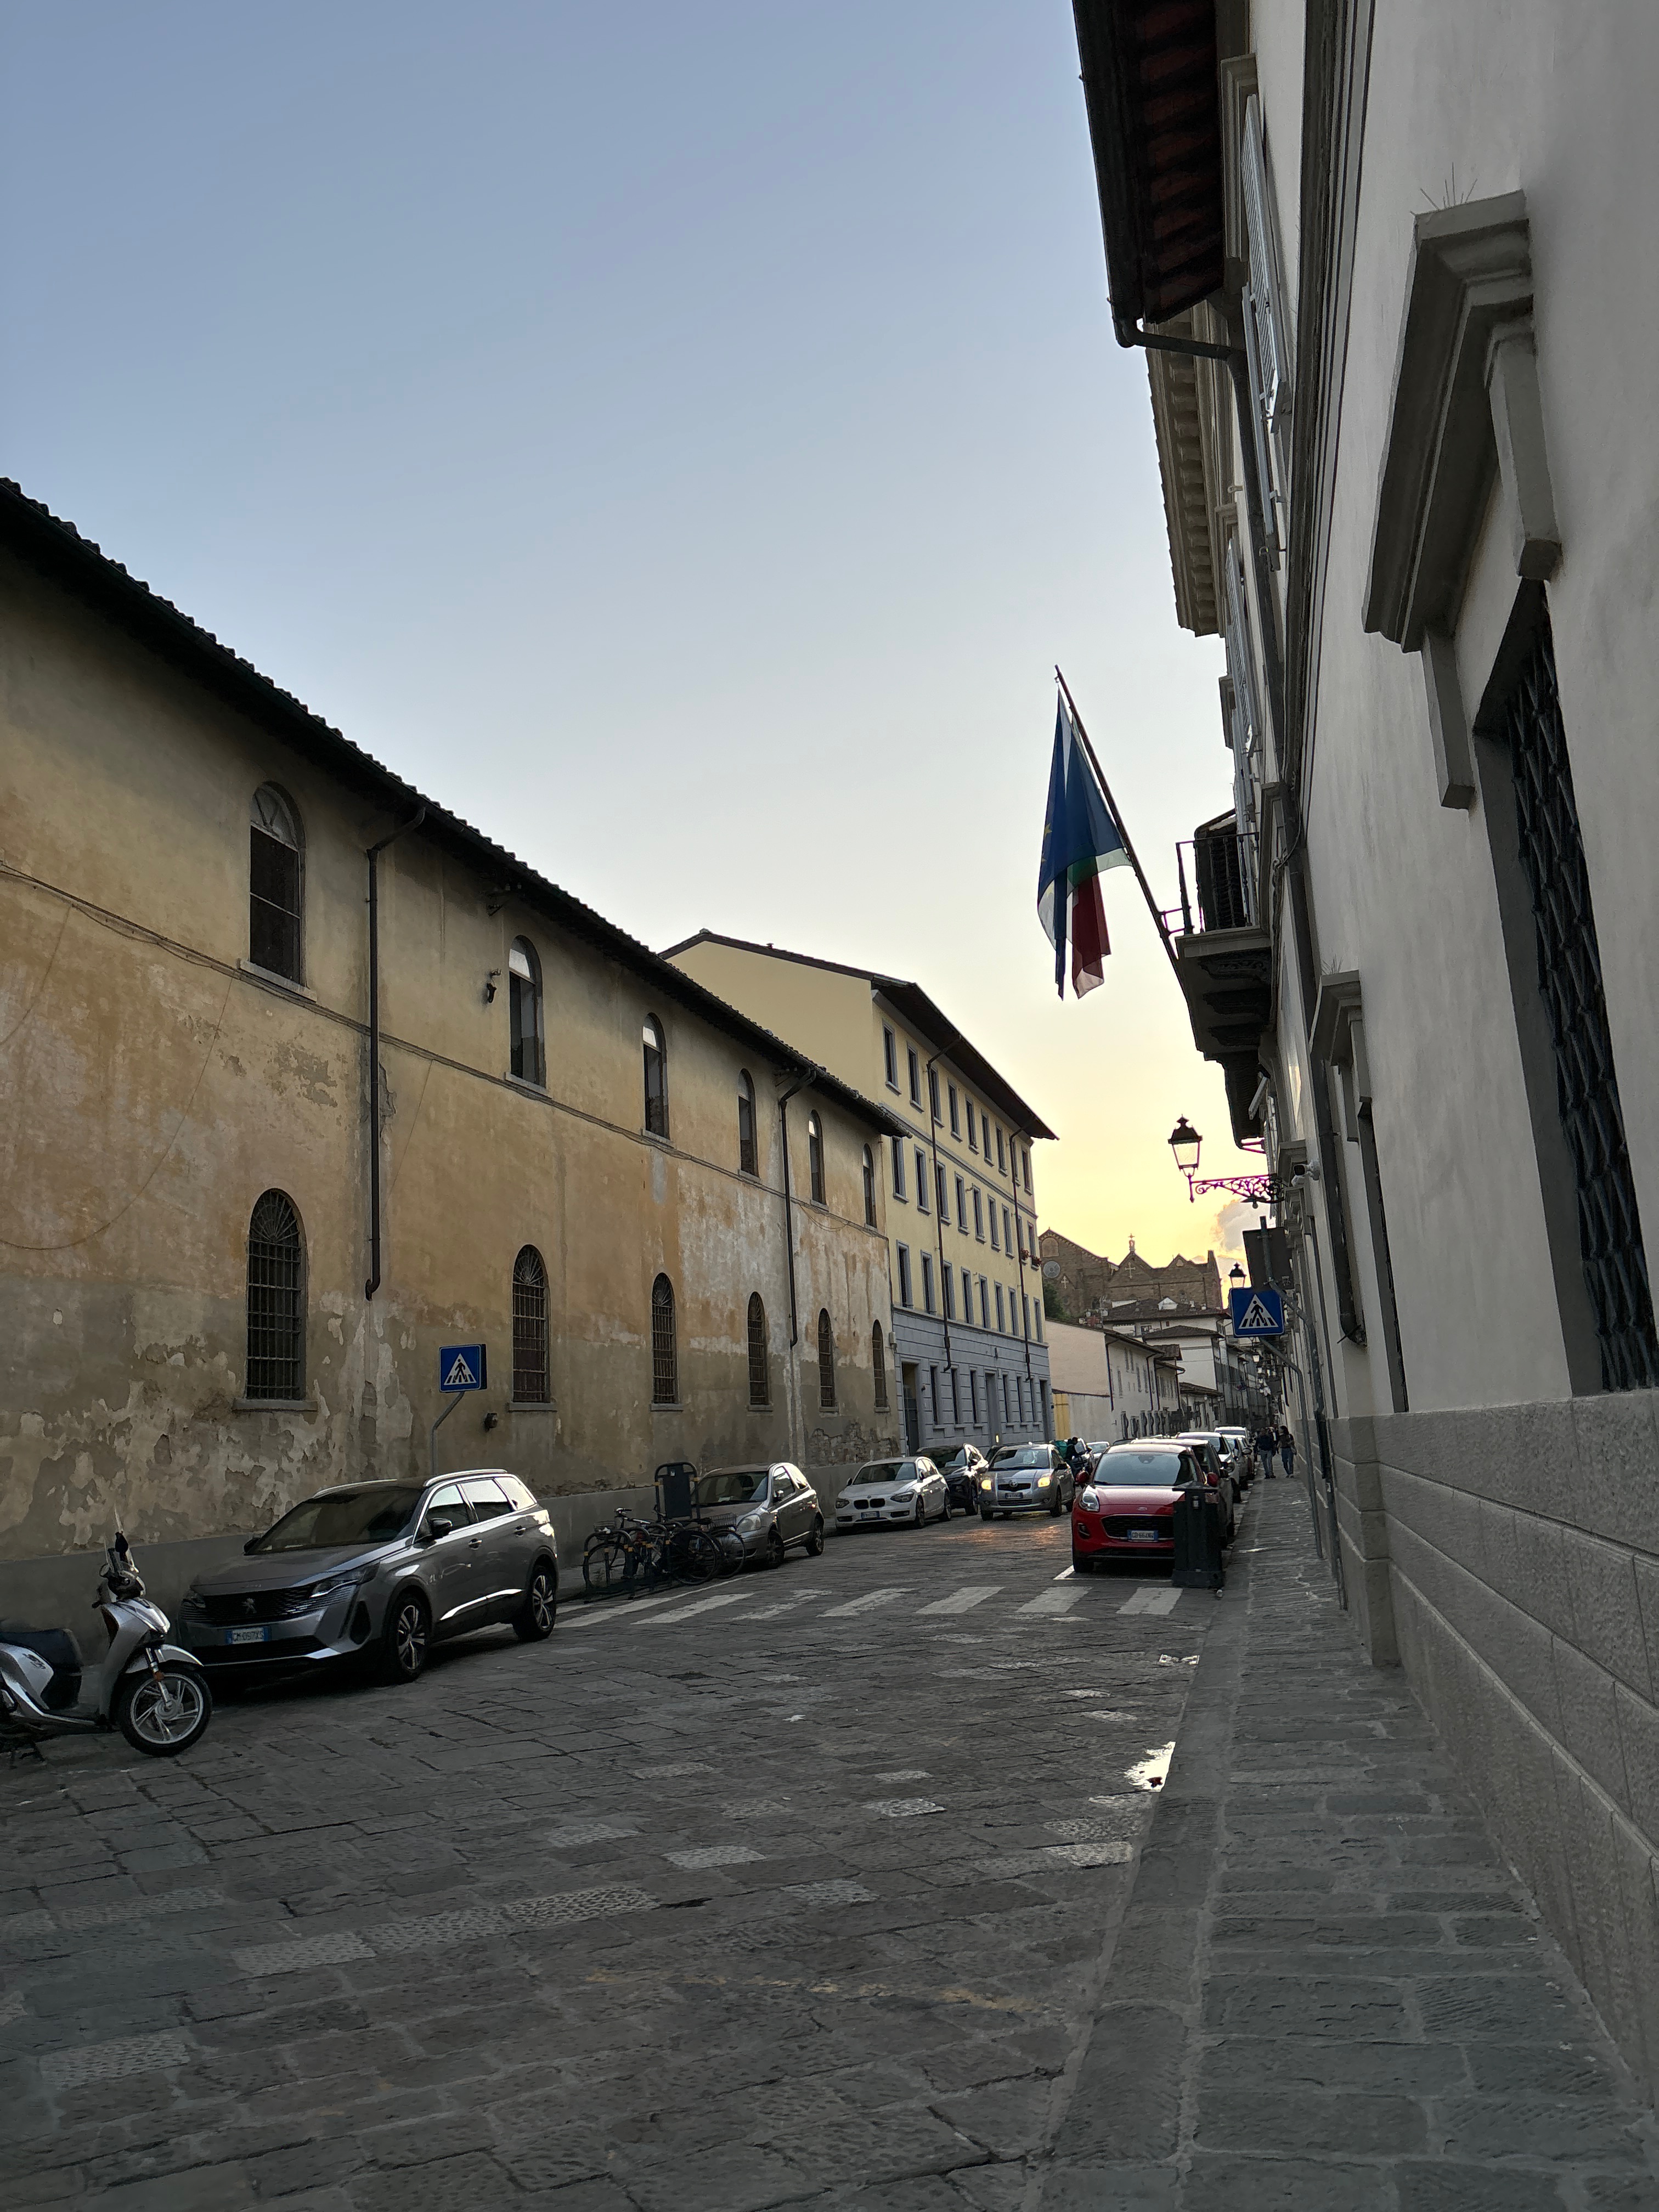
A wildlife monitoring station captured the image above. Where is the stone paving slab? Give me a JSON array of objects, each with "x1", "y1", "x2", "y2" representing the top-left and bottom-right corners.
[{"x1": 1034, "y1": 1481, "x2": 1659, "y2": 2207}]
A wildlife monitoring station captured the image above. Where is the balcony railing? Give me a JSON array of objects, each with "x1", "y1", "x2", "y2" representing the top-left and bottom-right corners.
[{"x1": 1163, "y1": 820, "x2": 1259, "y2": 937}]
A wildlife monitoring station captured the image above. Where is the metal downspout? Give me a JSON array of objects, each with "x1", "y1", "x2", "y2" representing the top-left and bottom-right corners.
[{"x1": 363, "y1": 808, "x2": 425, "y2": 1300}]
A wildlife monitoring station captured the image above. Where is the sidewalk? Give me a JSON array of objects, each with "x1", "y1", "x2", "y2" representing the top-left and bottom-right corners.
[{"x1": 1035, "y1": 1479, "x2": 1659, "y2": 2209}]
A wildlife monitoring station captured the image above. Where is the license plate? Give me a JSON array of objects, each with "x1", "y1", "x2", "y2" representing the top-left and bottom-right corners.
[
  {"x1": 224, "y1": 1626, "x2": 269, "y2": 1645},
  {"x1": 1128, "y1": 1530, "x2": 1160, "y2": 1543}
]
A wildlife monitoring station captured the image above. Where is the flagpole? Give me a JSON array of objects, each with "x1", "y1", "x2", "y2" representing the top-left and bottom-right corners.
[{"x1": 1054, "y1": 665, "x2": 1181, "y2": 977}]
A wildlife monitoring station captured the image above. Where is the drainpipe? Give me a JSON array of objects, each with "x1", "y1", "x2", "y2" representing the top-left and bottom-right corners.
[
  {"x1": 922, "y1": 1038, "x2": 962, "y2": 1375},
  {"x1": 363, "y1": 808, "x2": 425, "y2": 1300}
]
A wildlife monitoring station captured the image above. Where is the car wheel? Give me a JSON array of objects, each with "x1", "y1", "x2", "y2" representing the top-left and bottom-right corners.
[
  {"x1": 1071, "y1": 1553, "x2": 1092, "y2": 1576},
  {"x1": 1048, "y1": 1491, "x2": 1064, "y2": 1515},
  {"x1": 378, "y1": 1589, "x2": 430, "y2": 1684},
  {"x1": 513, "y1": 1561, "x2": 558, "y2": 1642},
  {"x1": 765, "y1": 1528, "x2": 786, "y2": 1570},
  {"x1": 979, "y1": 1506, "x2": 993, "y2": 1522},
  {"x1": 804, "y1": 1517, "x2": 825, "y2": 1556}
]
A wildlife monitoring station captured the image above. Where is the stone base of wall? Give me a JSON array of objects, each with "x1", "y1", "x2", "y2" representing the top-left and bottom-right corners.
[{"x1": 1330, "y1": 1392, "x2": 1659, "y2": 2101}]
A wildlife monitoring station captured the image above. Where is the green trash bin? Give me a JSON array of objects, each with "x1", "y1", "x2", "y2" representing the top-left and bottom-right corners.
[{"x1": 1171, "y1": 1482, "x2": 1225, "y2": 1590}]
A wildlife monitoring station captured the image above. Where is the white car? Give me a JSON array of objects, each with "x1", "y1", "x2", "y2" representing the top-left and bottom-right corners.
[
  {"x1": 836, "y1": 1457, "x2": 951, "y2": 1530},
  {"x1": 1215, "y1": 1426, "x2": 1257, "y2": 1481}
]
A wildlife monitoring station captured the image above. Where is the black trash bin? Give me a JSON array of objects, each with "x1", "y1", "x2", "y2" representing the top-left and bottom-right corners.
[{"x1": 1171, "y1": 1482, "x2": 1225, "y2": 1590}]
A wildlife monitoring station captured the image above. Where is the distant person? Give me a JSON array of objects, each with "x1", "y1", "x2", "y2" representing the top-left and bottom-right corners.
[
  {"x1": 1277, "y1": 1424, "x2": 1296, "y2": 1478},
  {"x1": 1255, "y1": 1421, "x2": 1278, "y2": 1478}
]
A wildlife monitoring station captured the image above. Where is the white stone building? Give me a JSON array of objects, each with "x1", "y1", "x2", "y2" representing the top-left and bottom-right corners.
[{"x1": 1073, "y1": 0, "x2": 1659, "y2": 2095}]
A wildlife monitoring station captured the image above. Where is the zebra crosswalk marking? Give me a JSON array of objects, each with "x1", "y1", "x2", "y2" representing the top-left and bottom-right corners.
[
  {"x1": 1017, "y1": 1587, "x2": 1087, "y2": 1616},
  {"x1": 822, "y1": 1588, "x2": 910, "y2": 1619},
  {"x1": 918, "y1": 1585, "x2": 1001, "y2": 1617},
  {"x1": 1120, "y1": 1586, "x2": 1182, "y2": 1617},
  {"x1": 638, "y1": 1589, "x2": 756, "y2": 1626},
  {"x1": 561, "y1": 1590, "x2": 685, "y2": 1628}
]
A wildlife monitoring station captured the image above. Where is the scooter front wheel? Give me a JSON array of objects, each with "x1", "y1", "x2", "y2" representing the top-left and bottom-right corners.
[{"x1": 114, "y1": 1663, "x2": 212, "y2": 1756}]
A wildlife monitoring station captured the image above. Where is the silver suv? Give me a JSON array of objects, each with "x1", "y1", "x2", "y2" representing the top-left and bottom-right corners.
[{"x1": 177, "y1": 1472, "x2": 558, "y2": 1688}]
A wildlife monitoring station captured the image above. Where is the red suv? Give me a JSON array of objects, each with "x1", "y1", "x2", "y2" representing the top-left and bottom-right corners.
[{"x1": 1070, "y1": 1442, "x2": 1205, "y2": 1573}]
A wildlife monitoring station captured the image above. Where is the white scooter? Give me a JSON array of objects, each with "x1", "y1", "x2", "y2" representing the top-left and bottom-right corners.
[{"x1": 0, "y1": 1533, "x2": 212, "y2": 1761}]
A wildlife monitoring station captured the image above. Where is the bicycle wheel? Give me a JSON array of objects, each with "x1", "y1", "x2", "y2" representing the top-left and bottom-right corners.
[
  {"x1": 713, "y1": 1527, "x2": 746, "y2": 1573},
  {"x1": 678, "y1": 1527, "x2": 723, "y2": 1583},
  {"x1": 583, "y1": 1542, "x2": 628, "y2": 1595}
]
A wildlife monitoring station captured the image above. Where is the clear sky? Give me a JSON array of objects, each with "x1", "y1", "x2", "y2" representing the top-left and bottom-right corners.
[{"x1": 2, "y1": 0, "x2": 1265, "y2": 1272}]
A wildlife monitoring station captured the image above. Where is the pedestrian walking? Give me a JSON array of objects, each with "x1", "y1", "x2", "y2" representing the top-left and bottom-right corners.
[
  {"x1": 1255, "y1": 1421, "x2": 1278, "y2": 1477},
  {"x1": 1277, "y1": 1423, "x2": 1296, "y2": 1479}
]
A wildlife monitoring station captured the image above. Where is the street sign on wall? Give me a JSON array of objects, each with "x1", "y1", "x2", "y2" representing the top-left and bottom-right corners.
[
  {"x1": 1229, "y1": 1287, "x2": 1284, "y2": 1338},
  {"x1": 438, "y1": 1343, "x2": 488, "y2": 1391}
]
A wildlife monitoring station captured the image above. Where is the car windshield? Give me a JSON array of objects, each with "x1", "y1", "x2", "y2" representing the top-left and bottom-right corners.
[
  {"x1": 1098, "y1": 1453, "x2": 1185, "y2": 1487},
  {"x1": 850, "y1": 1462, "x2": 905, "y2": 1486},
  {"x1": 695, "y1": 1470, "x2": 770, "y2": 1506},
  {"x1": 928, "y1": 1447, "x2": 966, "y2": 1468},
  {"x1": 250, "y1": 1486, "x2": 423, "y2": 1552},
  {"x1": 994, "y1": 1448, "x2": 1051, "y2": 1470}
]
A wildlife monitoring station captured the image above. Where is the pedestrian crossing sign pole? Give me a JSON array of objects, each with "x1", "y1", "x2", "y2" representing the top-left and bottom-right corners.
[
  {"x1": 1229, "y1": 1287, "x2": 1284, "y2": 1338},
  {"x1": 431, "y1": 1342, "x2": 487, "y2": 1477}
]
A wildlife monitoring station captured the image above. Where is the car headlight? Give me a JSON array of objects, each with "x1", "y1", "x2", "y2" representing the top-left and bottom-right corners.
[
  {"x1": 890, "y1": 1487, "x2": 915, "y2": 1502},
  {"x1": 979, "y1": 1476, "x2": 992, "y2": 1490},
  {"x1": 180, "y1": 1587, "x2": 206, "y2": 1613},
  {"x1": 306, "y1": 1564, "x2": 378, "y2": 1603},
  {"x1": 1037, "y1": 1474, "x2": 1051, "y2": 1488},
  {"x1": 737, "y1": 1514, "x2": 763, "y2": 1533},
  {"x1": 1077, "y1": 1488, "x2": 1099, "y2": 1512}
]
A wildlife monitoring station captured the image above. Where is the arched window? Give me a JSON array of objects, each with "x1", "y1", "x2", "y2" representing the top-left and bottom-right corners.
[
  {"x1": 246, "y1": 1190, "x2": 304, "y2": 1400},
  {"x1": 807, "y1": 1112, "x2": 825, "y2": 1204},
  {"x1": 250, "y1": 786, "x2": 302, "y2": 981},
  {"x1": 512, "y1": 1245, "x2": 549, "y2": 1402},
  {"x1": 817, "y1": 1308, "x2": 836, "y2": 1409},
  {"x1": 509, "y1": 939, "x2": 545, "y2": 1087},
  {"x1": 862, "y1": 1146, "x2": 877, "y2": 1227},
  {"x1": 747, "y1": 1292, "x2": 769, "y2": 1407},
  {"x1": 872, "y1": 1321, "x2": 889, "y2": 1412},
  {"x1": 737, "y1": 1070, "x2": 758, "y2": 1176},
  {"x1": 643, "y1": 1017, "x2": 669, "y2": 1138},
  {"x1": 651, "y1": 1273, "x2": 677, "y2": 1403}
]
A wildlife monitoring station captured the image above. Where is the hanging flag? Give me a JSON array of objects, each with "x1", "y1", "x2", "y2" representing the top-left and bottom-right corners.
[{"x1": 1037, "y1": 692, "x2": 1131, "y2": 997}]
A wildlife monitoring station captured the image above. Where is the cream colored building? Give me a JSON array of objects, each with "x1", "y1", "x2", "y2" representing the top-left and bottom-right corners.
[
  {"x1": 1046, "y1": 1319, "x2": 1173, "y2": 1442},
  {"x1": 664, "y1": 935, "x2": 1054, "y2": 1454},
  {"x1": 0, "y1": 485, "x2": 902, "y2": 1617},
  {"x1": 1073, "y1": 0, "x2": 1659, "y2": 2094}
]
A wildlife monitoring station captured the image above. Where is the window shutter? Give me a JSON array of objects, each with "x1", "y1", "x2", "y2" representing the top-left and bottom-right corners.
[
  {"x1": 1223, "y1": 543, "x2": 1262, "y2": 761},
  {"x1": 1242, "y1": 96, "x2": 1294, "y2": 493}
]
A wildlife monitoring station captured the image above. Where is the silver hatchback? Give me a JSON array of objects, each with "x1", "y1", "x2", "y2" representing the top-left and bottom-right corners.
[
  {"x1": 177, "y1": 1471, "x2": 558, "y2": 1687},
  {"x1": 692, "y1": 1464, "x2": 825, "y2": 1566}
]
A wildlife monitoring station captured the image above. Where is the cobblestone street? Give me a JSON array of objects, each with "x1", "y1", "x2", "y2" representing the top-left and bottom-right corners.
[{"x1": 7, "y1": 1488, "x2": 1657, "y2": 2209}]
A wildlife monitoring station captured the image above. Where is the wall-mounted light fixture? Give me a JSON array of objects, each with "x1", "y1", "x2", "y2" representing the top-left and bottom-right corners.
[{"x1": 484, "y1": 969, "x2": 500, "y2": 1004}]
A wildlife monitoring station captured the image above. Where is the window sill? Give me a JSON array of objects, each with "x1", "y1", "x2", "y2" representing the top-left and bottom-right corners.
[
  {"x1": 238, "y1": 960, "x2": 314, "y2": 1001},
  {"x1": 651, "y1": 1400, "x2": 686, "y2": 1412},
  {"x1": 509, "y1": 1400, "x2": 555, "y2": 1413},
  {"x1": 233, "y1": 1396, "x2": 313, "y2": 1413},
  {"x1": 641, "y1": 1128, "x2": 672, "y2": 1148},
  {"x1": 503, "y1": 1071, "x2": 550, "y2": 1098}
]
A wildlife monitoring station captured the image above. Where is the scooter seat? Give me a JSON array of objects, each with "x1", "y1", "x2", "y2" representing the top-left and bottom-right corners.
[{"x1": 0, "y1": 1623, "x2": 84, "y2": 1709}]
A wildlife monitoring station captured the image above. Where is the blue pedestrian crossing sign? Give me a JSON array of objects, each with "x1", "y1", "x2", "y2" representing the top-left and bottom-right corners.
[
  {"x1": 438, "y1": 1343, "x2": 487, "y2": 1392},
  {"x1": 1229, "y1": 1287, "x2": 1284, "y2": 1338}
]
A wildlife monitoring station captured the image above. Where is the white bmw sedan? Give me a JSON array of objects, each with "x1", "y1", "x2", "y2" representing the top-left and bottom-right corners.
[{"x1": 836, "y1": 1457, "x2": 951, "y2": 1530}]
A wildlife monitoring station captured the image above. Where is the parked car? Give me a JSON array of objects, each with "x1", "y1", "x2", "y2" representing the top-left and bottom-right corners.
[
  {"x1": 923, "y1": 1443, "x2": 989, "y2": 1513},
  {"x1": 1071, "y1": 1442, "x2": 1205, "y2": 1572},
  {"x1": 979, "y1": 1443, "x2": 1075, "y2": 1519},
  {"x1": 177, "y1": 1473, "x2": 558, "y2": 1688},
  {"x1": 692, "y1": 1464, "x2": 824, "y2": 1565},
  {"x1": 1216, "y1": 1426, "x2": 1257, "y2": 1482},
  {"x1": 836, "y1": 1458, "x2": 951, "y2": 1529},
  {"x1": 1172, "y1": 1433, "x2": 1240, "y2": 1540}
]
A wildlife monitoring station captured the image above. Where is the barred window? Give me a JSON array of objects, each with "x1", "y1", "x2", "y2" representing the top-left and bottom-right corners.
[
  {"x1": 807, "y1": 1113, "x2": 825, "y2": 1204},
  {"x1": 817, "y1": 1308, "x2": 836, "y2": 1409},
  {"x1": 862, "y1": 1146, "x2": 877, "y2": 1227},
  {"x1": 249, "y1": 786, "x2": 302, "y2": 982},
  {"x1": 747, "y1": 1293, "x2": 769, "y2": 1407},
  {"x1": 651, "y1": 1273, "x2": 678, "y2": 1403},
  {"x1": 512, "y1": 1245, "x2": 549, "y2": 1402},
  {"x1": 643, "y1": 1017, "x2": 669, "y2": 1138},
  {"x1": 509, "y1": 939, "x2": 545, "y2": 1087},
  {"x1": 872, "y1": 1322, "x2": 888, "y2": 1411},
  {"x1": 738, "y1": 1071, "x2": 758, "y2": 1176},
  {"x1": 246, "y1": 1189, "x2": 303, "y2": 1400}
]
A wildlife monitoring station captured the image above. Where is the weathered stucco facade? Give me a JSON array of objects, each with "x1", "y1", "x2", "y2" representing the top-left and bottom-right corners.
[{"x1": 0, "y1": 488, "x2": 901, "y2": 1611}]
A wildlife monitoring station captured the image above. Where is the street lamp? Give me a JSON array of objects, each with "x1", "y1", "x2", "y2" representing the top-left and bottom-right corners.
[
  {"x1": 1168, "y1": 1113, "x2": 1292, "y2": 1205},
  {"x1": 1228, "y1": 1262, "x2": 1245, "y2": 1289}
]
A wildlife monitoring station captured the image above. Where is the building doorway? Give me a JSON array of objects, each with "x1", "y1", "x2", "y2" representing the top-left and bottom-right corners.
[{"x1": 900, "y1": 1363, "x2": 920, "y2": 1452}]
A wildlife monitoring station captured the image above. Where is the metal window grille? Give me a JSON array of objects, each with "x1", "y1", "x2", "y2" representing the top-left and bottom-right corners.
[
  {"x1": 738, "y1": 1076, "x2": 758, "y2": 1176},
  {"x1": 872, "y1": 1323, "x2": 888, "y2": 1411},
  {"x1": 817, "y1": 1310, "x2": 836, "y2": 1409},
  {"x1": 1500, "y1": 618, "x2": 1659, "y2": 1390},
  {"x1": 512, "y1": 1245, "x2": 549, "y2": 1402},
  {"x1": 651, "y1": 1273, "x2": 678, "y2": 1403},
  {"x1": 246, "y1": 1190, "x2": 303, "y2": 1399},
  {"x1": 747, "y1": 1294, "x2": 769, "y2": 1407}
]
